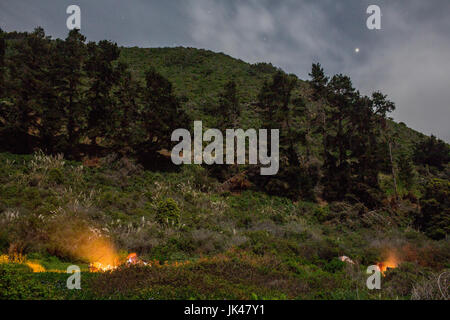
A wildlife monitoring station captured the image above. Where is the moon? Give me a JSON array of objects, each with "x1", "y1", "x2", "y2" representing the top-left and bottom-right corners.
[{"x1": 355, "y1": 48, "x2": 360, "y2": 53}]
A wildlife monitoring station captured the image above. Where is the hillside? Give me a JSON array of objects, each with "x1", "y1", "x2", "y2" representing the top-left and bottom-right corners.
[
  {"x1": 119, "y1": 46, "x2": 426, "y2": 153},
  {"x1": 0, "y1": 30, "x2": 449, "y2": 301},
  {"x1": 0, "y1": 151, "x2": 448, "y2": 299}
]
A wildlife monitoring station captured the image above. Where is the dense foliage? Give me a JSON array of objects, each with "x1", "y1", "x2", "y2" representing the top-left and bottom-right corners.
[
  {"x1": 0, "y1": 152, "x2": 448, "y2": 300},
  {"x1": 0, "y1": 28, "x2": 449, "y2": 300},
  {"x1": 0, "y1": 28, "x2": 188, "y2": 163}
]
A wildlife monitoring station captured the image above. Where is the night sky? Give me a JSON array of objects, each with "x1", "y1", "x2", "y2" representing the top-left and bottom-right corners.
[{"x1": 1, "y1": 0, "x2": 449, "y2": 141}]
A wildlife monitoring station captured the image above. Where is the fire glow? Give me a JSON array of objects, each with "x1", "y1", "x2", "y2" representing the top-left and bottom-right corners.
[
  {"x1": 89, "y1": 253, "x2": 139, "y2": 272},
  {"x1": 376, "y1": 252, "x2": 399, "y2": 275}
]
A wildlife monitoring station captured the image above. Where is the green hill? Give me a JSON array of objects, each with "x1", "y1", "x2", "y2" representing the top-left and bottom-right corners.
[
  {"x1": 119, "y1": 46, "x2": 425, "y2": 152},
  {"x1": 120, "y1": 47, "x2": 282, "y2": 129},
  {"x1": 1, "y1": 31, "x2": 449, "y2": 301}
]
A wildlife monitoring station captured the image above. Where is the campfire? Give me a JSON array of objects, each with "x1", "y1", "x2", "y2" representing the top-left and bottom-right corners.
[
  {"x1": 376, "y1": 252, "x2": 399, "y2": 275},
  {"x1": 88, "y1": 252, "x2": 145, "y2": 272},
  {"x1": 88, "y1": 261, "x2": 118, "y2": 272}
]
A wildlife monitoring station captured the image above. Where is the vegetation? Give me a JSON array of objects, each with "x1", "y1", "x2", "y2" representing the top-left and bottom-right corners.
[{"x1": 0, "y1": 28, "x2": 449, "y2": 300}]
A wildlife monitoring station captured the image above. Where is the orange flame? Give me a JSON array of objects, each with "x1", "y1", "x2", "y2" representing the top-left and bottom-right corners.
[
  {"x1": 26, "y1": 261, "x2": 46, "y2": 273},
  {"x1": 89, "y1": 252, "x2": 140, "y2": 272},
  {"x1": 1, "y1": 254, "x2": 46, "y2": 273},
  {"x1": 377, "y1": 252, "x2": 399, "y2": 275}
]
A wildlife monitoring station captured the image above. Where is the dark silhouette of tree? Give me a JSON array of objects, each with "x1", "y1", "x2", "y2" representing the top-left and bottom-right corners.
[
  {"x1": 413, "y1": 135, "x2": 450, "y2": 170},
  {"x1": 111, "y1": 62, "x2": 143, "y2": 153},
  {"x1": 253, "y1": 71, "x2": 318, "y2": 200},
  {"x1": 415, "y1": 179, "x2": 450, "y2": 240},
  {"x1": 310, "y1": 63, "x2": 395, "y2": 206},
  {"x1": 321, "y1": 74, "x2": 356, "y2": 201},
  {"x1": 38, "y1": 37, "x2": 66, "y2": 153},
  {"x1": 132, "y1": 67, "x2": 188, "y2": 165},
  {"x1": 309, "y1": 63, "x2": 329, "y2": 101},
  {"x1": 218, "y1": 80, "x2": 240, "y2": 129},
  {"x1": 85, "y1": 40, "x2": 121, "y2": 147},
  {"x1": 209, "y1": 80, "x2": 241, "y2": 181},
  {"x1": 1, "y1": 27, "x2": 52, "y2": 153},
  {"x1": 57, "y1": 29, "x2": 88, "y2": 153}
]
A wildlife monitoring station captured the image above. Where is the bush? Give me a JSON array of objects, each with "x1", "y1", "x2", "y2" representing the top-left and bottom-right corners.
[
  {"x1": 323, "y1": 258, "x2": 346, "y2": 273},
  {"x1": 413, "y1": 135, "x2": 450, "y2": 170},
  {"x1": 48, "y1": 168, "x2": 64, "y2": 184},
  {"x1": 156, "y1": 198, "x2": 181, "y2": 226},
  {"x1": 415, "y1": 179, "x2": 450, "y2": 240},
  {"x1": 411, "y1": 270, "x2": 449, "y2": 300}
]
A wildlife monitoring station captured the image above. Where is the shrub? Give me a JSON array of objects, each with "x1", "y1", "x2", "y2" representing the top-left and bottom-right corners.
[
  {"x1": 323, "y1": 258, "x2": 346, "y2": 273},
  {"x1": 48, "y1": 168, "x2": 64, "y2": 184},
  {"x1": 156, "y1": 198, "x2": 181, "y2": 226},
  {"x1": 411, "y1": 270, "x2": 449, "y2": 300},
  {"x1": 415, "y1": 179, "x2": 450, "y2": 240}
]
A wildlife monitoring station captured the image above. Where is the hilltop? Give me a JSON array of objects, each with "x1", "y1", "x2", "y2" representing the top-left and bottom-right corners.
[{"x1": 119, "y1": 46, "x2": 425, "y2": 153}]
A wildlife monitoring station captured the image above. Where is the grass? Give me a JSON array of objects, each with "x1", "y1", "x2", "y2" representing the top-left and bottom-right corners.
[{"x1": 0, "y1": 151, "x2": 449, "y2": 300}]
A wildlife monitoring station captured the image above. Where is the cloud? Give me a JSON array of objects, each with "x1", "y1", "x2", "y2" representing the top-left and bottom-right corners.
[
  {"x1": 352, "y1": 2, "x2": 450, "y2": 141},
  {"x1": 186, "y1": 0, "x2": 450, "y2": 141}
]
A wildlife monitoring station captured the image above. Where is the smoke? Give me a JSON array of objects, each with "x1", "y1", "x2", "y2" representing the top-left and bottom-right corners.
[{"x1": 47, "y1": 216, "x2": 118, "y2": 265}]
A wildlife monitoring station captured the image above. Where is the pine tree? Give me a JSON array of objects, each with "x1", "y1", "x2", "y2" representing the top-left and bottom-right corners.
[
  {"x1": 352, "y1": 92, "x2": 395, "y2": 187},
  {"x1": 210, "y1": 80, "x2": 241, "y2": 180},
  {"x1": 38, "y1": 38, "x2": 66, "y2": 153},
  {"x1": 1, "y1": 27, "x2": 53, "y2": 153},
  {"x1": 57, "y1": 29, "x2": 88, "y2": 154},
  {"x1": 309, "y1": 63, "x2": 328, "y2": 100},
  {"x1": 133, "y1": 67, "x2": 188, "y2": 164},
  {"x1": 111, "y1": 62, "x2": 143, "y2": 153},
  {"x1": 253, "y1": 71, "x2": 317, "y2": 200},
  {"x1": 321, "y1": 74, "x2": 356, "y2": 201},
  {"x1": 217, "y1": 80, "x2": 240, "y2": 129},
  {"x1": 310, "y1": 62, "x2": 395, "y2": 206},
  {"x1": 85, "y1": 40, "x2": 121, "y2": 147}
]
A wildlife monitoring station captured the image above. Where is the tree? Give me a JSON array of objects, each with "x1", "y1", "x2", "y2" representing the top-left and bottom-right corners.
[
  {"x1": 1, "y1": 27, "x2": 52, "y2": 153},
  {"x1": 311, "y1": 63, "x2": 395, "y2": 207},
  {"x1": 209, "y1": 80, "x2": 241, "y2": 180},
  {"x1": 253, "y1": 71, "x2": 318, "y2": 200},
  {"x1": 415, "y1": 179, "x2": 450, "y2": 240},
  {"x1": 217, "y1": 80, "x2": 240, "y2": 129},
  {"x1": 57, "y1": 29, "x2": 88, "y2": 154},
  {"x1": 309, "y1": 63, "x2": 328, "y2": 101},
  {"x1": 85, "y1": 40, "x2": 121, "y2": 147},
  {"x1": 321, "y1": 74, "x2": 356, "y2": 201},
  {"x1": 38, "y1": 38, "x2": 66, "y2": 153},
  {"x1": 133, "y1": 68, "x2": 188, "y2": 166},
  {"x1": 350, "y1": 92, "x2": 395, "y2": 202},
  {"x1": 110, "y1": 62, "x2": 143, "y2": 153}
]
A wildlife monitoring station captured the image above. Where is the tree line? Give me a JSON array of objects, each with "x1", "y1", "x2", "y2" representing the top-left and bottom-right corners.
[
  {"x1": 1, "y1": 28, "x2": 449, "y2": 209},
  {"x1": 0, "y1": 27, "x2": 188, "y2": 166}
]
